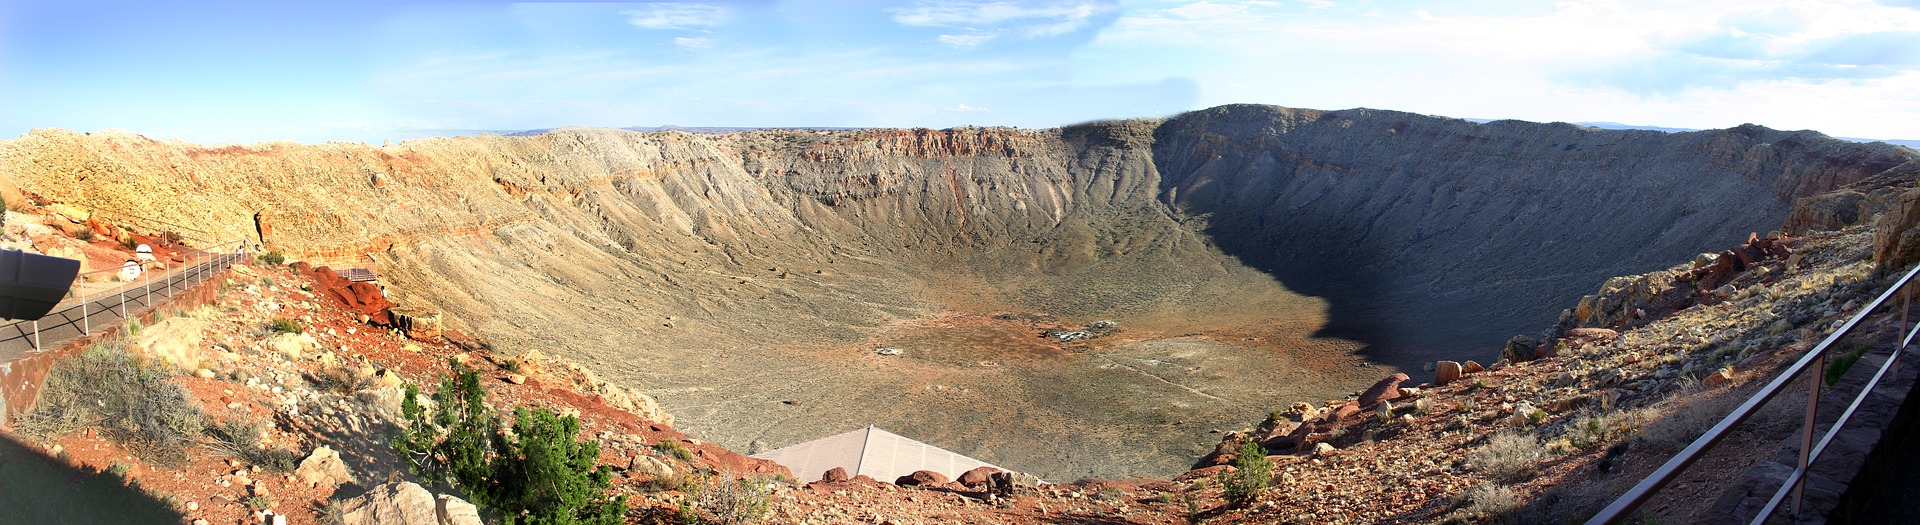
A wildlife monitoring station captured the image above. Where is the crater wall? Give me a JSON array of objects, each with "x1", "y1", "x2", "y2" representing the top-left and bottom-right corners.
[{"x1": 4, "y1": 104, "x2": 1912, "y2": 479}]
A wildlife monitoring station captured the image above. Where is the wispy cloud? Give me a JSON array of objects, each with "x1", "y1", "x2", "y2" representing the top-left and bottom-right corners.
[
  {"x1": 674, "y1": 36, "x2": 716, "y2": 49},
  {"x1": 944, "y1": 104, "x2": 990, "y2": 112},
  {"x1": 938, "y1": 33, "x2": 995, "y2": 47},
  {"x1": 623, "y1": 3, "x2": 726, "y2": 30},
  {"x1": 890, "y1": 0, "x2": 1116, "y2": 46}
]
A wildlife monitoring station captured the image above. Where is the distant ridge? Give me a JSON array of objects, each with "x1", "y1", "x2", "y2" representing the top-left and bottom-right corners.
[
  {"x1": 1461, "y1": 119, "x2": 1918, "y2": 149},
  {"x1": 1575, "y1": 121, "x2": 1919, "y2": 149}
]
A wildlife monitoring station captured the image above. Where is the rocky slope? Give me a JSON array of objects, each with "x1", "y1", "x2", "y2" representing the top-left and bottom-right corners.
[{"x1": 3, "y1": 104, "x2": 1914, "y2": 480}]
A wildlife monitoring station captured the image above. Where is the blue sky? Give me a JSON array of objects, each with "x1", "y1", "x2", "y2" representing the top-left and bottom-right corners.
[{"x1": 3, "y1": 0, "x2": 1918, "y2": 144}]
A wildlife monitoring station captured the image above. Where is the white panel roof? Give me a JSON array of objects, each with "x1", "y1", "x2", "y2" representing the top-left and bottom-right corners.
[{"x1": 751, "y1": 425, "x2": 1006, "y2": 484}]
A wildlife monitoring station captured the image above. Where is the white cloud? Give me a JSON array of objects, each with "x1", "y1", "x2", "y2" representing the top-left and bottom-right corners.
[
  {"x1": 945, "y1": 104, "x2": 990, "y2": 112},
  {"x1": 623, "y1": 3, "x2": 726, "y2": 30},
  {"x1": 890, "y1": 1, "x2": 1107, "y2": 27},
  {"x1": 938, "y1": 34, "x2": 995, "y2": 47},
  {"x1": 891, "y1": 1, "x2": 1114, "y2": 45},
  {"x1": 674, "y1": 37, "x2": 716, "y2": 49},
  {"x1": 1168, "y1": 1, "x2": 1248, "y2": 20}
]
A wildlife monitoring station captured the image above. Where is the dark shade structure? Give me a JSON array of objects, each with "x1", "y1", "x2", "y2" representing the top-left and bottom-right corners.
[{"x1": 0, "y1": 249, "x2": 79, "y2": 321}]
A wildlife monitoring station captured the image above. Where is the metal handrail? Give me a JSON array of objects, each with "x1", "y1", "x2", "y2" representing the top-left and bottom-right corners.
[
  {"x1": 1588, "y1": 262, "x2": 1920, "y2": 523},
  {"x1": 0, "y1": 240, "x2": 246, "y2": 353}
]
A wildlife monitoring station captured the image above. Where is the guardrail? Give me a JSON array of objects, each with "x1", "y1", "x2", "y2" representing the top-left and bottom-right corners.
[
  {"x1": 1588, "y1": 263, "x2": 1920, "y2": 524},
  {"x1": 0, "y1": 240, "x2": 246, "y2": 358}
]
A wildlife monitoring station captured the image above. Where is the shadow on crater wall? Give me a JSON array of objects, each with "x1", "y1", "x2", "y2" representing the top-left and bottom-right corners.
[{"x1": 1145, "y1": 104, "x2": 1913, "y2": 371}]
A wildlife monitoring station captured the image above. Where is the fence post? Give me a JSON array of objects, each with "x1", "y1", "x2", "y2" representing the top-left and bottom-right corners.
[
  {"x1": 31, "y1": 320, "x2": 39, "y2": 351},
  {"x1": 1793, "y1": 353, "x2": 1824, "y2": 517},
  {"x1": 81, "y1": 294, "x2": 89, "y2": 336}
]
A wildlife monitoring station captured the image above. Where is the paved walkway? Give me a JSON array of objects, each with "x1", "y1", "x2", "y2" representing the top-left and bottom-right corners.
[{"x1": 0, "y1": 251, "x2": 241, "y2": 362}]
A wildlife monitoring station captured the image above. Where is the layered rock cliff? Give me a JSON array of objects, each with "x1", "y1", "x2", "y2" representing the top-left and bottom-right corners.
[{"x1": 2, "y1": 104, "x2": 1913, "y2": 480}]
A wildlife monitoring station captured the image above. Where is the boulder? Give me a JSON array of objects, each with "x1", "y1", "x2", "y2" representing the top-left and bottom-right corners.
[
  {"x1": 268, "y1": 332, "x2": 319, "y2": 360},
  {"x1": 1503, "y1": 336, "x2": 1541, "y2": 363},
  {"x1": 1462, "y1": 360, "x2": 1485, "y2": 374},
  {"x1": 628, "y1": 455, "x2": 672, "y2": 479},
  {"x1": 295, "y1": 445, "x2": 354, "y2": 487},
  {"x1": 1014, "y1": 471, "x2": 1042, "y2": 487},
  {"x1": 895, "y1": 470, "x2": 949, "y2": 487},
  {"x1": 46, "y1": 203, "x2": 89, "y2": 224},
  {"x1": 1435, "y1": 361, "x2": 1463, "y2": 385},
  {"x1": 335, "y1": 482, "x2": 438, "y2": 525},
  {"x1": 437, "y1": 495, "x2": 483, "y2": 525},
  {"x1": 1286, "y1": 402, "x2": 1319, "y2": 419},
  {"x1": 986, "y1": 472, "x2": 1015, "y2": 498},
  {"x1": 1358, "y1": 373, "x2": 1410, "y2": 408},
  {"x1": 1703, "y1": 368, "x2": 1735, "y2": 388},
  {"x1": 1326, "y1": 401, "x2": 1361, "y2": 422},
  {"x1": 958, "y1": 466, "x2": 1000, "y2": 487},
  {"x1": 821, "y1": 466, "x2": 849, "y2": 483}
]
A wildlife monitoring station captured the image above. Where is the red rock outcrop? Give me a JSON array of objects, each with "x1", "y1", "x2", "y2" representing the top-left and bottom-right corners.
[
  {"x1": 294, "y1": 261, "x2": 396, "y2": 325},
  {"x1": 895, "y1": 470, "x2": 949, "y2": 487},
  {"x1": 1689, "y1": 232, "x2": 1793, "y2": 291},
  {"x1": 1358, "y1": 373, "x2": 1410, "y2": 409},
  {"x1": 958, "y1": 466, "x2": 1000, "y2": 487},
  {"x1": 821, "y1": 466, "x2": 849, "y2": 483}
]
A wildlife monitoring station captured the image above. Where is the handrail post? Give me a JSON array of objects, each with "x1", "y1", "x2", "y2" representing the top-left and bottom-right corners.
[
  {"x1": 1793, "y1": 353, "x2": 1824, "y2": 518},
  {"x1": 31, "y1": 320, "x2": 39, "y2": 350},
  {"x1": 81, "y1": 294, "x2": 89, "y2": 336}
]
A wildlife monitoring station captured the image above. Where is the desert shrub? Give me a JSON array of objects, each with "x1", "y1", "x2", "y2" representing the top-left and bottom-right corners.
[
  {"x1": 1470, "y1": 432, "x2": 1544, "y2": 482},
  {"x1": 245, "y1": 495, "x2": 276, "y2": 509},
  {"x1": 15, "y1": 342, "x2": 204, "y2": 465},
  {"x1": 1640, "y1": 392, "x2": 1739, "y2": 453},
  {"x1": 643, "y1": 470, "x2": 701, "y2": 493},
  {"x1": 1824, "y1": 344, "x2": 1871, "y2": 386},
  {"x1": 1563, "y1": 408, "x2": 1646, "y2": 451},
  {"x1": 1216, "y1": 440, "x2": 1273, "y2": 508},
  {"x1": 394, "y1": 359, "x2": 625, "y2": 525},
  {"x1": 1464, "y1": 483, "x2": 1520, "y2": 520},
  {"x1": 204, "y1": 417, "x2": 300, "y2": 472},
  {"x1": 655, "y1": 440, "x2": 696, "y2": 463},
  {"x1": 268, "y1": 317, "x2": 304, "y2": 335},
  {"x1": 680, "y1": 475, "x2": 772, "y2": 525},
  {"x1": 120, "y1": 236, "x2": 140, "y2": 250},
  {"x1": 256, "y1": 251, "x2": 286, "y2": 266},
  {"x1": 306, "y1": 365, "x2": 373, "y2": 397},
  {"x1": 73, "y1": 228, "x2": 95, "y2": 242}
]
